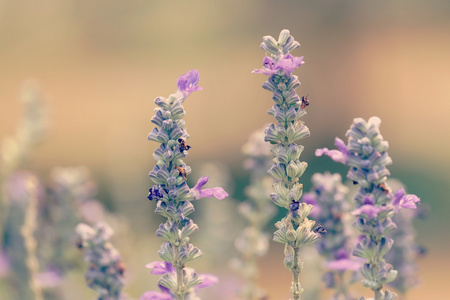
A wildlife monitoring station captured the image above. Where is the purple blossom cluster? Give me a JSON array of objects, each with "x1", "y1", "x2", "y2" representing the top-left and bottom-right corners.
[
  {"x1": 230, "y1": 126, "x2": 276, "y2": 299},
  {"x1": 317, "y1": 116, "x2": 420, "y2": 300},
  {"x1": 253, "y1": 29, "x2": 323, "y2": 300},
  {"x1": 146, "y1": 70, "x2": 227, "y2": 299},
  {"x1": 76, "y1": 222, "x2": 125, "y2": 300},
  {"x1": 303, "y1": 172, "x2": 360, "y2": 299},
  {"x1": 140, "y1": 261, "x2": 217, "y2": 300}
]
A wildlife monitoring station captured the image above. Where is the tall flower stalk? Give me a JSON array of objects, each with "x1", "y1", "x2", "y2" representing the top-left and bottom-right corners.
[
  {"x1": 253, "y1": 29, "x2": 324, "y2": 300},
  {"x1": 147, "y1": 70, "x2": 227, "y2": 300},
  {"x1": 317, "y1": 117, "x2": 420, "y2": 300},
  {"x1": 76, "y1": 222, "x2": 125, "y2": 300},
  {"x1": 230, "y1": 127, "x2": 276, "y2": 300},
  {"x1": 21, "y1": 175, "x2": 44, "y2": 300},
  {"x1": 303, "y1": 172, "x2": 360, "y2": 300}
]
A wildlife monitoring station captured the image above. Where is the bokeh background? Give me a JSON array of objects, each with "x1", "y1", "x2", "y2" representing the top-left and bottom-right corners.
[{"x1": 1, "y1": 0, "x2": 449, "y2": 299}]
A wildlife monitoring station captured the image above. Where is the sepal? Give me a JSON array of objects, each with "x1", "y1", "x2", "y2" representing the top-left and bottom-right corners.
[
  {"x1": 154, "y1": 97, "x2": 170, "y2": 110},
  {"x1": 286, "y1": 122, "x2": 310, "y2": 143},
  {"x1": 261, "y1": 35, "x2": 279, "y2": 55},
  {"x1": 158, "y1": 242, "x2": 175, "y2": 262},
  {"x1": 290, "y1": 202, "x2": 313, "y2": 224},
  {"x1": 158, "y1": 273, "x2": 177, "y2": 291},
  {"x1": 268, "y1": 163, "x2": 287, "y2": 181},
  {"x1": 179, "y1": 243, "x2": 202, "y2": 264},
  {"x1": 180, "y1": 219, "x2": 199, "y2": 239},
  {"x1": 183, "y1": 269, "x2": 203, "y2": 290},
  {"x1": 156, "y1": 221, "x2": 179, "y2": 242}
]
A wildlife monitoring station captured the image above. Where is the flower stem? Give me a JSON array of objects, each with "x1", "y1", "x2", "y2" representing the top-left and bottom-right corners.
[
  {"x1": 21, "y1": 178, "x2": 43, "y2": 300},
  {"x1": 290, "y1": 247, "x2": 302, "y2": 300},
  {"x1": 173, "y1": 236, "x2": 185, "y2": 300}
]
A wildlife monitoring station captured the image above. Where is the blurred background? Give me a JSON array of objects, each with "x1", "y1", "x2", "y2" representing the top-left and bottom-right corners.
[{"x1": 1, "y1": 0, "x2": 449, "y2": 299}]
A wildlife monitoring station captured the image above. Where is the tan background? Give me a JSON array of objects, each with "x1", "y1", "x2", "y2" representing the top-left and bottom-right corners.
[{"x1": 1, "y1": 1, "x2": 449, "y2": 299}]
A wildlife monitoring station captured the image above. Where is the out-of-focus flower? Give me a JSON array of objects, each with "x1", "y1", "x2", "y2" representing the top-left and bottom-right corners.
[
  {"x1": 76, "y1": 222, "x2": 124, "y2": 300},
  {"x1": 36, "y1": 266, "x2": 63, "y2": 288},
  {"x1": 140, "y1": 290, "x2": 172, "y2": 300},
  {"x1": 147, "y1": 70, "x2": 226, "y2": 299},
  {"x1": 317, "y1": 117, "x2": 421, "y2": 300},
  {"x1": 392, "y1": 188, "x2": 420, "y2": 212},
  {"x1": 191, "y1": 176, "x2": 228, "y2": 200},
  {"x1": 254, "y1": 29, "x2": 320, "y2": 299},
  {"x1": 0, "y1": 250, "x2": 10, "y2": 278},
  {"x1": 252, "y1": 54, "x2": 304, "y2": 77},
  {"x1": 177, "y1": 69, "x2": 203, "y2": 98}
]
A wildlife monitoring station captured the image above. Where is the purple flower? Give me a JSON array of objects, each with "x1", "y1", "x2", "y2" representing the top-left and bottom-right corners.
[
  {"x1": 140, "y1": 290, "x2": 172, "y2": 300},
  {"x1": 145, "y1": 261, "x2": 175, "y2": 275},
  {"x1": 301, "y1": 193, "x2": 321, "y2": 219},
  {"x1": 392, "y1": 188, "x2": 420, "y2": 212},
  {"x1": 191, "y1": 176, "x2": 228, "y2": 200},
  {"x1": 252, "y1": 56, "x2": 278, "y2": 76},
  {"x1": 327, "y1": 258, "x2": 361, "y2": 271},
  {"x1": 0, "y1": 251, "x2": 9, "y2": 278},
  {"x1": 315, "y1": 138, "x2": 347, "y2": 164},
  {"x1": 276, "y1": 54, "x2": 304, "y2": 77},
  {"x1": 36, "y1": 267, "x2": 63, "y2": 287},
  {"x1": 177, "y1": 69, "x2": 203, "y2": 98},
  {"x1": 147, "y1": 185, "x2": 164, "y2": 201},
  {"x1": 197, "y1": 273, "x2": 219, "y2": 289},
  {"x1": 352, "y1": 204, "x2": 387, "y2": 220},
  {"x1": 252, "y1": 54, "x2": 304, "y2": 77}
]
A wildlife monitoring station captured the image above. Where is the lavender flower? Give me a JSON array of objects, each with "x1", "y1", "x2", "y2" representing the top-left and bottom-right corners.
[
  {"x1": 384, "y1": 180, "x2": 425, "y2": 294},
  {"x1": 147, "y1": 70, "x2": 227, "y2": 300},
  {"x1": 76, "y1": 222, "x2": 125, "y2": 300},
  {"x1": 317, "y1": 116, "x2": 421, "y2": 300},
  {"x1": 303, "y1": 172, "x2": 360, "y2": 300},
  {"x1": 0, "y1": 82, "x2": 48, "y2": 298},
  {"x1": 253, "y1": 29, "x2": 322, "y2": 300},
  {"x1": 141, "y1": 261, "x2": 218, "y2": 300},
  {"x1": 230, "y1": 126, "x2": 276, "y2": 300}
]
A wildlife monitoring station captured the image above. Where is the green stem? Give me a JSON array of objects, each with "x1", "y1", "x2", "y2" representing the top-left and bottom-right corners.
[
  {"x1": 374, "y1": 288, "x2": 382, "y2": 300},
  {"x1": 290, "y1": 247, "x2": 302, "y2": 300},
  {"x1": 173, "y1": 230, "x2": 185, "y2": 300}
]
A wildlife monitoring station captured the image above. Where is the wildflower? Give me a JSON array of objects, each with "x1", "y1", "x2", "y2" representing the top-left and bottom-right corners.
[
  {"x1": 191, "y1": 176, "x2": 229, "y2": 200},
  {"x1": 177, "y1": 69, "x2": 203, "y2": 98},
  {"x1": 76, "y1": 222, "x2": 124, "y2": 300},
  {"x1": 230, "y1": 126, "x2": 276, "y2": 299},
  {"x1": 254, "y1": 29, "x2": 321, "y2": 300},
  {"x1": 147, "y1": 70, "x2": 227, "y2": 299},
  {"x1": 304, "y1": 172, "x2": 360, "y2": 299},
  {"x1": 317, "y1": 117, "x2": 421, "y2": 300},
  {"x1": 143, "y1": 261, "x2": 218, "y2": 300}
]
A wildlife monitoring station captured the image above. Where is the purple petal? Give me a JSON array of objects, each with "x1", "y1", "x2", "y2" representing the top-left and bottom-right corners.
[
  {"x1": 0, "y1": 251, "x2": 10, "y2": 277},
  {"x1": 315, "y1": 148, "x2": 347, "y2": 164},
  {"x1": 251, "y1": 57, "x2": 279, "y2": 76},
  {"x1": 327, "y1": 258, "x2": 361, "y2": 271},
  {"x1": 392, "y1": 188, "x2": 420, "y2": 212},
  {"x1": 36, "y1": 267, "x2": 63, "y2": 287},
  {"x1": 196, "y1": 273, "x2": 218, "y2": 289},
  {"x1": 335, "y1": 138, "x2": 347, "y2": 154},
  {"x1": 145, "y1": 261, "x2": 174, "y2": 275},
  {"x1": 140, "y1": 291, "x2": 172, "y2": 300},
  {"x1": 177, "y1": 69, "x2": 203, "y2": 98},
  {"x1": 335, "y1": 248, "x2": 350, "y2": 260},
  {"x1": 251, "y1": 68, "x2": 278, "y2": 76},
  {"x1": 276, "y1": 54, "x2": 304, "y2": 76},
  {"x1": 191, "y1": 176, "x2": 229, "y2": 200},
  {"x1": 302, "y1": 193, "x2": 321, "y2": 219},
  {"x1": 352, "y1": 204, "x2": 386, "y2": 220}
]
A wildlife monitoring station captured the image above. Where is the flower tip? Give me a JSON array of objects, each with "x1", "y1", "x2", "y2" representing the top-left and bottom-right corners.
[
  {"x1": 177, "y1": 69, "x2": 202, "y2": 98},
  {"x1": 315, "y1": 148, "x2": 327, "y2": 157}
]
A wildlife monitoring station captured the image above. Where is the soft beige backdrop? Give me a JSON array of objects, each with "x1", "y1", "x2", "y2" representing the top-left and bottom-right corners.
[{"x1": 1, "y1": 1, "x2": 449, "y2": 299}]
